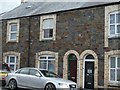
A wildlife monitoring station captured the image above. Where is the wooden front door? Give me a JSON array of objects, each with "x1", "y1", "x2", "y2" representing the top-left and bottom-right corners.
[{"x1": 68, "y1": 54, "x2": 77, "y2": 83}]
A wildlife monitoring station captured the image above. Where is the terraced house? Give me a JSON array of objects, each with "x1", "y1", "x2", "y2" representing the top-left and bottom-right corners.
[{"x1": 1, "y1": 1, "x2": 120, "y2": 89}]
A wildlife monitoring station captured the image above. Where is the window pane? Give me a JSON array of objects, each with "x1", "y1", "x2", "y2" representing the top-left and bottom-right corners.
[
  {"x1": 10, "y1": 65, "x2": 15, "y2": 71},
  {"x1": 110, "y1": 14, "x2": 115, "y2": 24},
  {"x1": 48, "y1": 60, "x2": 55, "y2": 72},
  {"x1": 85, "y1": 54, "x2": 94, "y2": 59},
  {"x1": 11, "y1": 24, "x2": 17, "y2": 31},
  {"x1": 40, "y1": 60, "x2": 47, "y2": 69},
  {"x1": 117, "y1": 57, "x2": 120, "y2": 68},
  {"x1": 117, "y1": 69, "x2": 120, "y2": 81},
  {"x1": 40, "y1": 56, "x2": 46, "y2": 59},
  {"x1": 116, "y1": 13, "x2": 120, "y2": 23},
  {"x1": 110, "y1": 57, "x2": 115, "y2": 68},
  {"x1": 43, "y1": 19, "x2": 54, "y2": 29},
  {"x1": 68, "y1": 54, "x2": 77, "y2": 61},
  {"x1": 10, "y1": 33, "x2": 17, "y2": 39},
  {"x1": 44, "y1": 29, "x2": 49, "y2": 38},
  {"x1": 110, "y1": 25, "x2": 115, "y2": 34},
  {"x1": 10, "y1": 56, "x2": 15, "y2": 63},
  {"x1": 117, "y1": 25, "x2": 120, "y2": 33},
  {"x1": 48, "y1": 56, "x2": 55, "y2": 59},
  {"x1": 110, "y1": 69, "x2": 115, "y2": 81},
  {"x1": 44, "y1": 29, "x2": 53, "y2": 38},
  {"x1": 49, "y1": 29, "x2": 53, "y2": 37}
]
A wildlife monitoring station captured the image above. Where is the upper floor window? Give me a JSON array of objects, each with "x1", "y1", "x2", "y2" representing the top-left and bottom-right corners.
[
  {"x1": 40, "y1": 14, "x2": 56, "y2": 41},
  {"x1": 7, "y1": 19, "x2": 19, "y2": 42},
  {"x1": 109, "y1": 56, "x2": 120, "y2": 82},
  {"x1": 109, "y1": 12, "x2": 120, "y2": 38}
]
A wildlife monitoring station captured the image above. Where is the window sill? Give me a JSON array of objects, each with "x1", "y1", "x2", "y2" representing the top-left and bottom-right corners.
[
  {"x1": 40, "y1": 38, "x2": 55, "y2": 41},
  {"x1": 6, "y1": 40, "x2": 18, "y2": 43},
  {"x1": 109, "y1": 82, "x2": 120, "y2": 87},
  {"x1": 108, "y1": 35, "x2": 120, "y2": 39}
]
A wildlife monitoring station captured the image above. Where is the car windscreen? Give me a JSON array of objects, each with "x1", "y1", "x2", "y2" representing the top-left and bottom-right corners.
[{"x1": 40, "y1": 70, "x2": 58, "y2": 77}]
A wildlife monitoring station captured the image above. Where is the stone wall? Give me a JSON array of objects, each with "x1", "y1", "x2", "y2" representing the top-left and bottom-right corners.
[{"x1": 2, "y1": 6, "x2": 105, "y2": 87}]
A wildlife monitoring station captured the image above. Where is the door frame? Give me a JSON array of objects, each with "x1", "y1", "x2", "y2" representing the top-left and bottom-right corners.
[
  {"x1": 83, "y1": 58, "x2": 95, "y2": 89},
  {"x1": 68, "y1": 54, "x2": 77, "y2": 82},
  {"x1": 63, "y1": 50, "x2": 80, "y2": 85},
  {"x1": 80, "y1": 50, "x2": 98, "y2": 89}
]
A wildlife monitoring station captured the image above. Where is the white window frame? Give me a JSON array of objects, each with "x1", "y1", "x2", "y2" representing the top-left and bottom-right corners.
[
  {"x1": 40, "y1": 14, "x2": 56, "y2": 41},
  {"x1": 39, "y1": 55, "x2": 55, "y2": 71},
  {"x1": 109, "y1": 55, "x2": 120, "y2": 83},
  {"x1": 7, "y1": 19, "x2": 19, "y2": 42},
  {"x1": 109, "y1": 11, "x2": 120, "y2": 38},
  {"x1": 6, "y1": 55, "x2": 18, "y2": 71}
]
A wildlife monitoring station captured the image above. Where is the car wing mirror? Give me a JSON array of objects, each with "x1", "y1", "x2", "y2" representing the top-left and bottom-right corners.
[{"x1": 35, "y1": 73, "x2": 41, "y2": 77}]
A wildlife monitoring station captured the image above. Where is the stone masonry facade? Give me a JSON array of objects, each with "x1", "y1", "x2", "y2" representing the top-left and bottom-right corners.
[{"x1": 2, "y1": 3, "x2": 120, "y2": 89}]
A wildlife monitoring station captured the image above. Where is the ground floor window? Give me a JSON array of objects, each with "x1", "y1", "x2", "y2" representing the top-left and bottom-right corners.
[
  {"x1": 6, "y1": 55, "x2": 18, "y2": 71},
  {"x1": 110, "y1": 55, "x2": 120, "y2": 82},
  {"x1": 39, "y1": 55, "x2": 55, "y2": 72}
]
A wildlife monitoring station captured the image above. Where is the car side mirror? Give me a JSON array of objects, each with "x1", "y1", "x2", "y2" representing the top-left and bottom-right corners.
[{"x1": 35, "y1": 73, "x2": 41, "y2": 77}]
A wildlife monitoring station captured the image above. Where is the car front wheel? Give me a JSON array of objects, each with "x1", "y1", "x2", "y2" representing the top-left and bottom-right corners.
[
  {"x1": 44, "y1": 83, "x2": 56, "y2": 90},
  {"x1": 8, "y1": 79, "x2": 17, "y2": 90}
]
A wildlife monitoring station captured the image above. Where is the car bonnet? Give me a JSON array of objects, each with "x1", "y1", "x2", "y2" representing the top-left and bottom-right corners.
[{"x1": 45, "y1": 77, "x2": 76, "y2": 84}]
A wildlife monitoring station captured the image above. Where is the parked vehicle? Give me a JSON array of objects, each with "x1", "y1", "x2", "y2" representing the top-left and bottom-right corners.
[
  {"x1": 6, "y1": 67, "x2": 77, "y2": 90},
  {"x1": 0, "y1": 62, "x2": 11, "y2": 86}
]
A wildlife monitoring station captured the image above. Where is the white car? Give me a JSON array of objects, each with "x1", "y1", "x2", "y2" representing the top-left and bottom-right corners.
[{"x1": 6, "y1": 67, "x2": 77, "y2": 90}]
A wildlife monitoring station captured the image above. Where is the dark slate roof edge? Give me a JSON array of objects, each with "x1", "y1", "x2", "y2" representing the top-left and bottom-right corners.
[{"x1": 2, "y1": 1, "x2": 120, "y2": 20}]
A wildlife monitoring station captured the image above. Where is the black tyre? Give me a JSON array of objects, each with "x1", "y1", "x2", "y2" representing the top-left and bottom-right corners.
[
  {"x1": 8, "y1": 79, "x2": 17, "y2": 90},
  {"x1": 44, "y1": 83, "x2": 56, "y2": 90}
]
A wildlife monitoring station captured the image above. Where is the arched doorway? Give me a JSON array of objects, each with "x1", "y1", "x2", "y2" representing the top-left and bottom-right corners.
[
  {"x1": 68, "y1": 54, "x2": 77, "y2": 82},
  {"x1": 84, "y1": 54, "x2": 95, "y2": 89},
  {"x1": 80, "y1": 50, "x2": 98, "y2": 89},
  {"x1": 63, "y1": 50, "x2": 80, "y2": 85}
]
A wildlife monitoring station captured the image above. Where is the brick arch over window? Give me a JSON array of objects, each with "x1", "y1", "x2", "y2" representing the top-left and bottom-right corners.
[
  {"x1": 36, "y1": 51, "x2": 58, "y2": 74},
  {"x1": 3, "y1": 51, "x2": 20, "y2": 70},
  {"x1": 104, "y1": 50, "x2": 120, "y2": 88},
  {"x1": 79, "y1": 50, "x2": 98, "y2": 89},
  {"x1": 63, "y1": 50, "x2": 80, "y2": 85}
]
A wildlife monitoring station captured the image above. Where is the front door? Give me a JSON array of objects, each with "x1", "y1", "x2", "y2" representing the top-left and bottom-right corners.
[
  {"x1": 69, "y1": 60, "x2": 77, "y2": 82},
  {"x1": 68, "y1": 54, "x2": 77, "y2": 83},
  {"x1": 84, "y1": 62, "x2": 94, "y2": 89}
]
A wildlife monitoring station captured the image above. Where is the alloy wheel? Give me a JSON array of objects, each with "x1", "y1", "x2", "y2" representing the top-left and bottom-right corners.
[
  {"x1": 45, "y1": 83, "x2": 56, "y2": 90},
  {"x1": 9, "y1": 79, "x2": 17, "y2": 90}
]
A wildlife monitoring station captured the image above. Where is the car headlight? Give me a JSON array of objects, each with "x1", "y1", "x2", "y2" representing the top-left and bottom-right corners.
[{"x1": 58, "y1": 83, "x2": 68, "y2": 87}]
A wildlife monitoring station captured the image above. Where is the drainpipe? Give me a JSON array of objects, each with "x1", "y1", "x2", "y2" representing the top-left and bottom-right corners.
[{"x1": 27, "y1": 17, "x2": 31, "y2": 67}]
